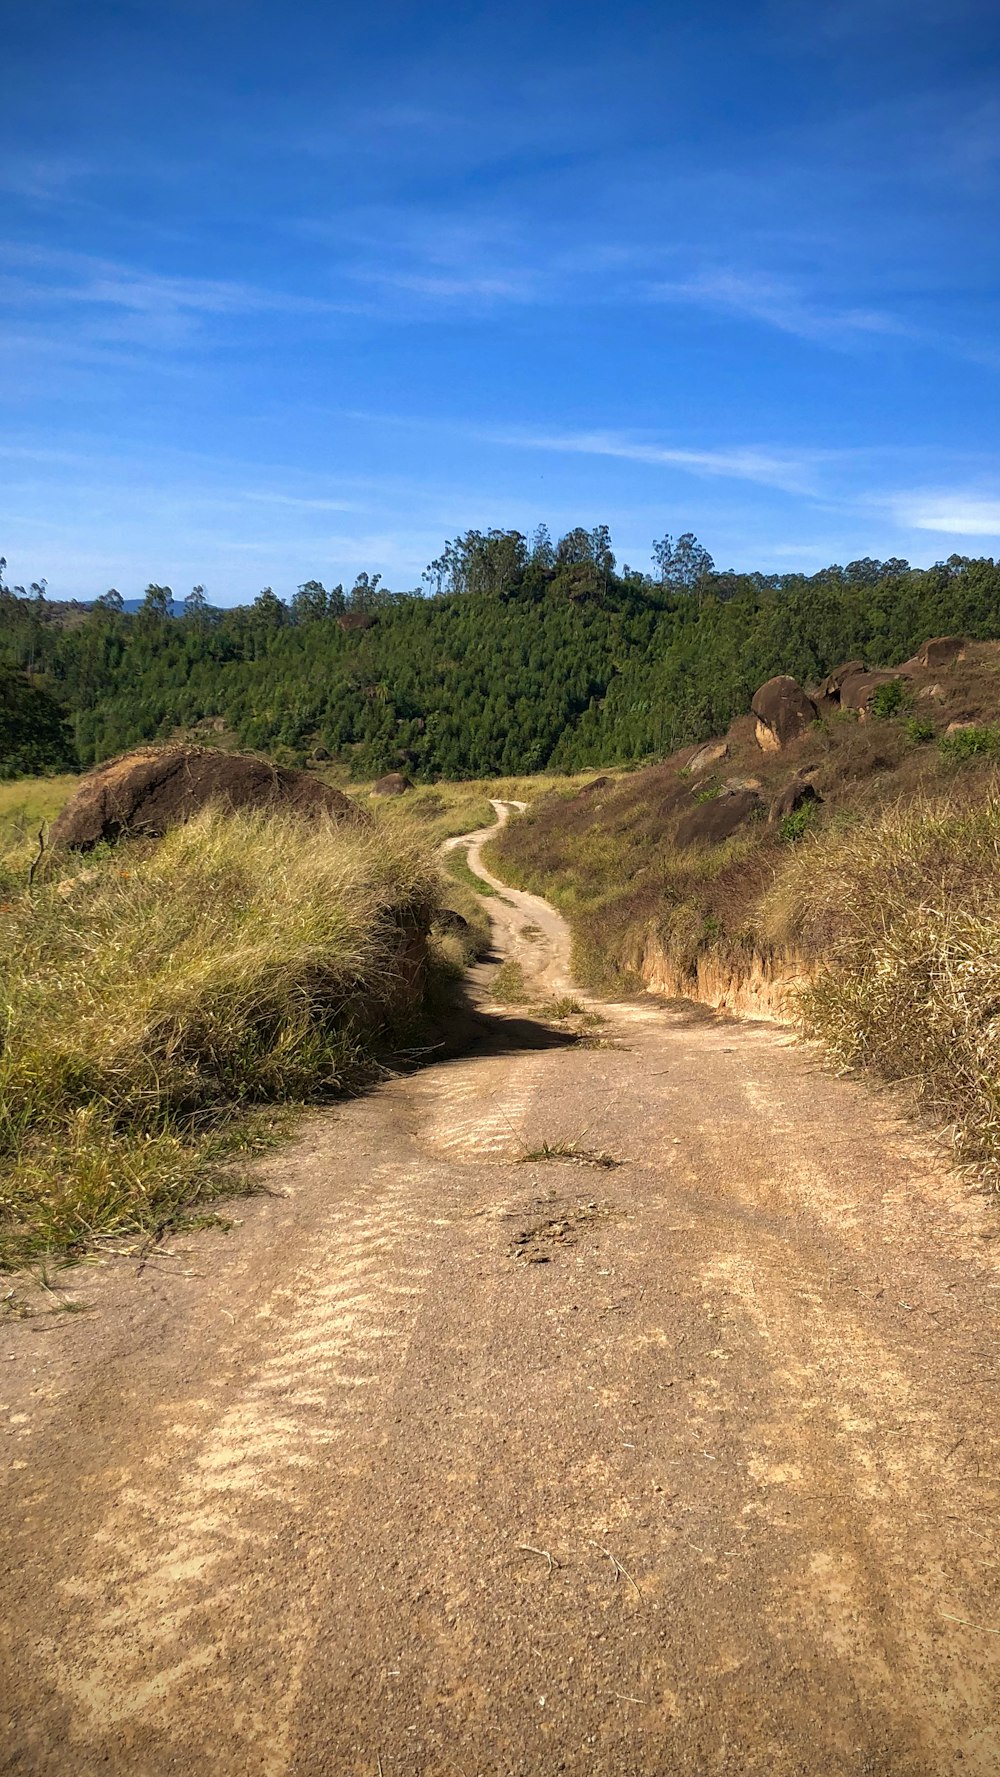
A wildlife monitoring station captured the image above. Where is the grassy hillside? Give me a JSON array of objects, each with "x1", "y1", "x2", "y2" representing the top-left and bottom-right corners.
[
  {"x1": 490, "y1": 642, "x2": 1000, "y2": 1179},
  {"x1": 347, "y1": 770, "x2": 608, "y2": 843},
  {"x1": 0, "y1": 806, "x2": 444, "y2": 1269},
  {"x1": 0, "y1": 774, "x2": 80, "y2": 872}
]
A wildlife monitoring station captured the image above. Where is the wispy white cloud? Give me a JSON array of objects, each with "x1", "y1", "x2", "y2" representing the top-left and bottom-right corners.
[
  {"x1": 890, "y1": 492, "x2": 1000, "y2": 536},
  {"x1": 355, "y1": 268, "x2": 536, "y2": 302},
  {"x1": 644, "y1": 269, "x2": 908, "y2": 346},
  {"x1": 2, "y1": 243, "x2": 338, "y2": 316},
  {"x1": 0, "y1": 154, "x2": 98, "y2": 204},
  {"x1": 238, "y1": 490, "x2": 364, "y2": 514},
  {"x1": 0, "y1": 244, "x2": 352, "y2": 355},
  {"x1": 484, "y1": 425, "x2": 827, "y2": 495}
]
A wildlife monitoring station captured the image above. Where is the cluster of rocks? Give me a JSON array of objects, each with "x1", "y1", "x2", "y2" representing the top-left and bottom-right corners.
[
  {"x1": 751, "y1": 635, "x2": 966, "y2": 753},
  {"x1": 674, "y1": 635, "x2": 967, "y2": 848}
]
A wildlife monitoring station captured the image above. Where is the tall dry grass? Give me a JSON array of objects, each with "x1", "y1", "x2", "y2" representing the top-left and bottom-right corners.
[
  {"x1": 765, "y1": 791, "x2": 1000, "y2": 1180},
  {"x1": 0, "y1": 805, "x2": 441, "y2": 1267}
]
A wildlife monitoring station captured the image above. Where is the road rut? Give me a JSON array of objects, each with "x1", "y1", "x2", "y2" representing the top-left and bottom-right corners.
[{"x1": 2, "y1": 801, "x2": 999, "y2": 1774}]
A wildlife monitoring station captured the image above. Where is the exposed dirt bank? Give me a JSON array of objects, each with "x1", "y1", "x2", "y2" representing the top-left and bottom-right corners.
[
  {"x1": 2, "y1": 803, "x2": 998, "y2": 1774},
  {"x1": 636, "y1": 937, "x2": 809, "y2": 1023}
]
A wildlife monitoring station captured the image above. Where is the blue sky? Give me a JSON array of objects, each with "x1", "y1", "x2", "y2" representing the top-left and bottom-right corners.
[{"x1": 3, "y1": 0, "x2": 1000, "y2": 603}]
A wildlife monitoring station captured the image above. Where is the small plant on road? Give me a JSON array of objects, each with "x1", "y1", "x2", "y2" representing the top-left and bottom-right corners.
[
  {"x1": 519, "y1": 1140, "x2": 620, "y2": 1168},
  {"x1": 490, "y1": 958, "x2": 530, "y2": 1003}
]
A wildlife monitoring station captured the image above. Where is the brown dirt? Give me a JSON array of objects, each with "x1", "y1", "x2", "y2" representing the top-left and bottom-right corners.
[
  {"x1": 2, "y1": 802, "x2": 999, "y2": 1774},
  {"x1": 49, "y1": 746, "x2": 363, "y2": 848}
]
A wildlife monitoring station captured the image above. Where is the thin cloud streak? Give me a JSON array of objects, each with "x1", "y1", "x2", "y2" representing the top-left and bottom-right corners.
[
  {"x1": 644, "y1": 269, "x2": 910, "y2": 346},
  {"x1": 485, "y1": 425, "x2": 827, "y2": 495},
  {"x1": 0, "y1": 243, "x2": 351, "y2": 331},
  {"x1": 239, "y1": 491, "x2": 364, "y2": 514}
]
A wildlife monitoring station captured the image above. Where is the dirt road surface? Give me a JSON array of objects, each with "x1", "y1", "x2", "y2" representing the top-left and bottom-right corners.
[{"x1": 2, "y1": 802, "x2": 999, "y2": 1775}]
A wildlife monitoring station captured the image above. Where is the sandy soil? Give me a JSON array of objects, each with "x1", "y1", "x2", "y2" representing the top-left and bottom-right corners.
[{"x1": 2, "y1": 802, "x2": 999, "y2": 1775}]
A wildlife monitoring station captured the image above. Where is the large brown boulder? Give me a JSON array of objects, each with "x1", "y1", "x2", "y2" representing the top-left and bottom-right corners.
[
  {"x1": 751, "y1": 677, "x2": 817, "y2": 751},
  {"x1": 51, "y1": 747, "x2": 364, "y2": 850},
  {"x1": 675, "y1": 787, "x2": 762, "y2": 848},
  {"x1": 371, "y1": 772, "x2": 413, "y2": 797},
  {"x1": 838, "y1": 670, "x2": 906, "y2": 715},
  {"x1": 916, "y1": 635, "x2": 966, "y2": 669}
]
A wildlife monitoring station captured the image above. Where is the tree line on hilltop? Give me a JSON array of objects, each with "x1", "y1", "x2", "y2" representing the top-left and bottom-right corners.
[{"x1": 1, "y1": 528, "x2": 998, "y2": 781}]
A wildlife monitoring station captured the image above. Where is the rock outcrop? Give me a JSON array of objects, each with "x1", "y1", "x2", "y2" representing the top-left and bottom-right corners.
[
  {"x1": 687, "y1": 741, "x2": 729, "y2": 775},
  {"x1": 675, "y1": 787, "x2": 762, "y2": 848},
  {"x1": 51, "y1": 747, "x2": 363, "y2": 849},
  {"x1": 751, "y1": 677, "x2": 817, "y2": 751},
  {"x1": 916, "y1": 635, "x2": 966, "y2": 669},
  {"x1": 815, "y1": 660, "x2": 865, "y2": 703},
  {"x1": 837, "y1": 669, "x2": 903, "y2": 715},
  {"x1": 371, "y1": 772, "x2": 413, "y2": 797}
]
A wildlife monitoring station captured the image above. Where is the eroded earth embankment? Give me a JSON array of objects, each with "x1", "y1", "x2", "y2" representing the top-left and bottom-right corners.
[{"x1": 1, "y1": 803, "x2": 999, "y2": 1775}]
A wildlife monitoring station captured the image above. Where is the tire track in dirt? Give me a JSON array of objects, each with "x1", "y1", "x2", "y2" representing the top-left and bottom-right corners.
[{"x1": 24, "y1": 1159, "x2": 459, "y2": 1772}]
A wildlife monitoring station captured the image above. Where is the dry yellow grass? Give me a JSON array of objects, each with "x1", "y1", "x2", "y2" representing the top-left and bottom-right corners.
[
  {"x1": 765, "y1": 791, "x2": 1000, "y2": 1180},
  {"x1": 0, "y1": 805, "x2": 441, "y2": 1268}
]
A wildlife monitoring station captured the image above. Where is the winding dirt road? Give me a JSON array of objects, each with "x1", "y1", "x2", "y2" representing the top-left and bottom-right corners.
[{"x1": 2, "y1": 802, "x2": 999, "y2": 1775}]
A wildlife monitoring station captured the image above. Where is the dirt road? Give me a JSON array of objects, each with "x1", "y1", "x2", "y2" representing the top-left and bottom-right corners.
[{"x1": 2, "y1": 802, "x2": 999, "y2": 1775}]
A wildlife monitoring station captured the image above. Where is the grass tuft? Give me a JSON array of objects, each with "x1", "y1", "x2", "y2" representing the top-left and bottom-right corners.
[
  {"x1": 445, "y1": 844, "x2": 501, "y2": 898},
  {"x1": 519, "y1": 1141, "x2": 621, "y2": 1168},
  {"x1": 489, "y1": 959, "x2": 530, "y2": 1004}
]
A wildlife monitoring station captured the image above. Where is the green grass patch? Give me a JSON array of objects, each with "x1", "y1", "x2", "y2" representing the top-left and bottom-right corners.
[
  {"x1": 779, "y1": 802, "x2": 819, "y2": 843},
  {"x1": 445, "y1": 843, "x2": 500, "y2": 897},
  {"x1": 519, "y1": 1140, "x2": 620, "y2": 1168},
  {"x1": 0, "y1": 774, "x2": 79, "y2": 880}
]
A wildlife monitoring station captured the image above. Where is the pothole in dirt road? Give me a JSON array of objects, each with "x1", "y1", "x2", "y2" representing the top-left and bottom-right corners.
[{"x1": 508, "y1": 1194, "x2": 618, "y2": 1264}]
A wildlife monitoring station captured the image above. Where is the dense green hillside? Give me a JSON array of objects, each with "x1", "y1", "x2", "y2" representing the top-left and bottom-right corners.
[
  {"x1": 0, "y1": 665, "x2": 78, "y2": 779},
  {"x1": 3, "y1": 532, "x2": 1000, "y2": 778}
]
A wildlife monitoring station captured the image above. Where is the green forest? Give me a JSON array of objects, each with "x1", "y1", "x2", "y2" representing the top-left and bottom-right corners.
[{"x1": 2, "y1": 528, "x2": 1000, "y2": 780}]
